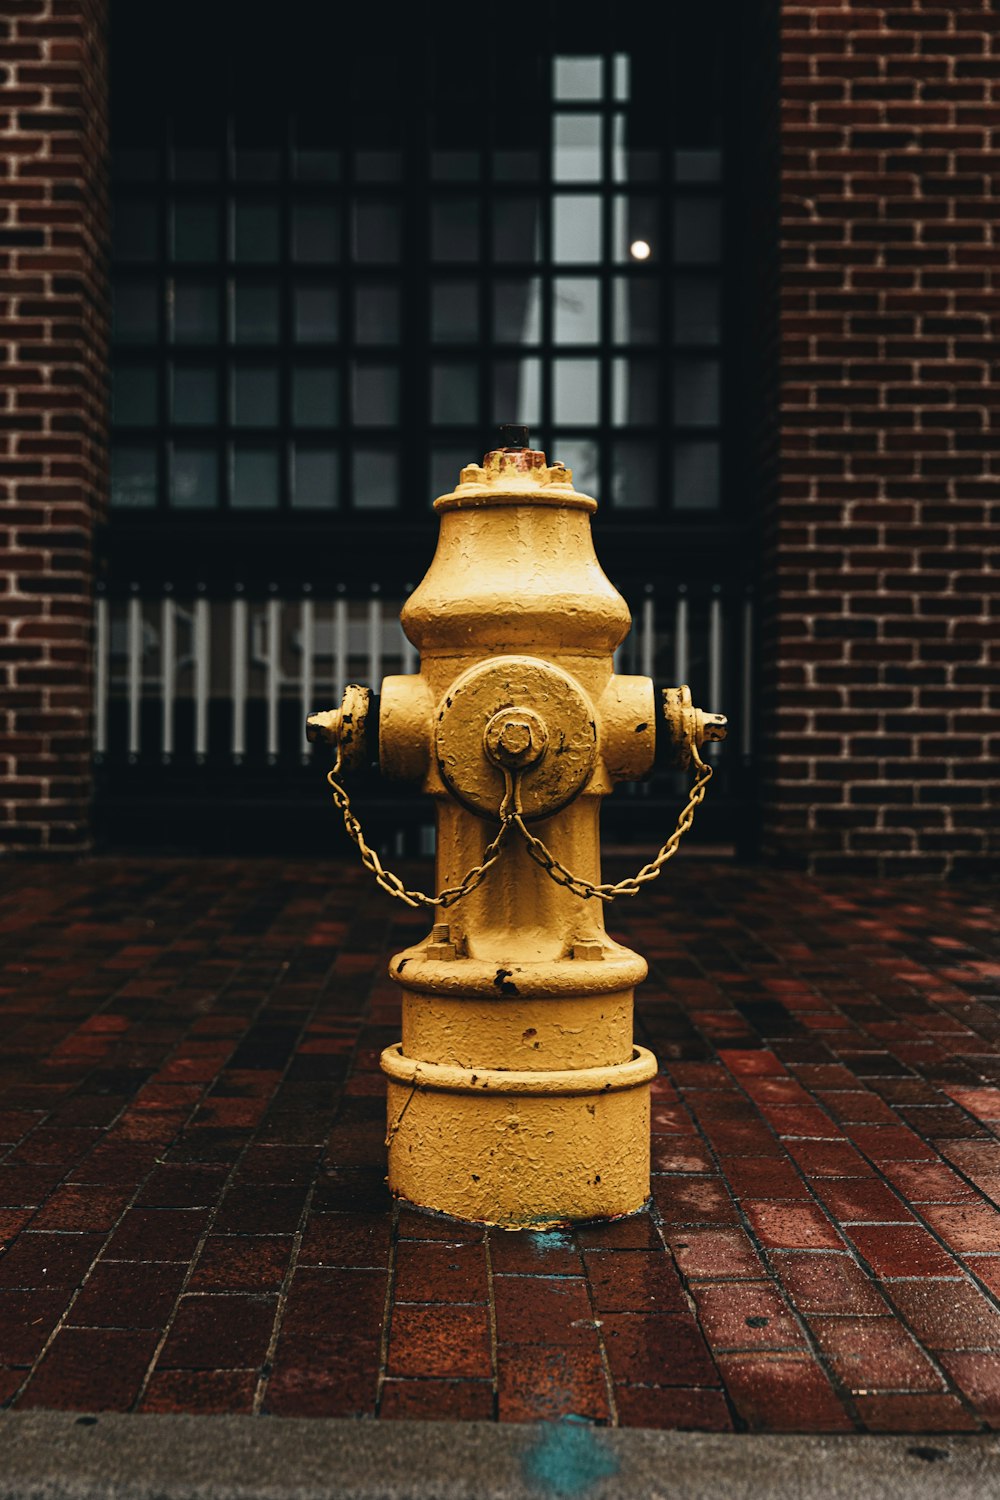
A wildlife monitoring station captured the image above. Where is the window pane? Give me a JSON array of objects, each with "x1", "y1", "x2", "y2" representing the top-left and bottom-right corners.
[
  {"x1": 172, "y1": 199, "x2": 219, "y2": 261},
  {"x1": 355, "y1": 284, "x2": 400, "y2": 344},
  {"x1": 352, "y1": 448, "x2": 398, "y2": 509},
  {"x1": 612, "y1": 440, "x2": 657, "y2": 509},
  {"x1": 673, "y1": 277, "x2": 721, "y2": 344},
  {"x1": 492, "y1": 359, "x2": 540, "y2": 426},
  {"x1": 553, "y1": 436, "x2": 598, "y2": 495},
  {"x1": 111, "y1": 445, "x2": 157, "y2": 508},
  {"x1": 294, "y1": 285, "x2": 339, "y2": 342},
  {"x1": 231, "y1": 365, "x2": 279, "y2": 426},
  {"x1": 231, "y1": 282, "x2": 279, "y2": 343},
  {"x1": 231, "y1": 443, "x2": 279, "y2": 508},
  {"x1": 294, "y1": 203, "x2": 340, "y2": 262},
  {"x1": 356, "y1": 150, "x2": 401, "y2": 182},
  {"x1": 232, "y1": 201, "x2": 279, "y2": 262},
  {"x1": 293, "y1": 366, "x2": 339, "y2": 426},
  {"x1": 553, "y1": 359, "x2": 599, "y2": 424},
  {"x1": 112, "y1": 364, "x2": 157, "y2": 426},
  {"x1": 113, "y1": 148, "x2": 157, "y2": 181},
  {"x1": 493, "y1": 198, "x2": 541, "y2": 263},
  {"x1": 553, "y1": 56, "x2": 602, "y2": 100},
  {"x1": 431, "y1": 281, "x2": 479, "y2": 343},
  {"x1": 612, "y1": 117, "x2": 660, "y2": 184},
  {"x1": 172, "y1": 364, "x2": 217, "y2": 425},
  {"x1": 113, "y1": 200, "x2": 157, "y2": 261},
  {"x1": 674, "y1": 199, "x2": 722, "y2": 264},
  {"x1": 613, "y1": 278, "x2": 659, "y2": 344},
  {"x1": 431, "y1": 198, "x2": 480, "y2": 262},
  {"x1": 673, "y1": 358, "x2": 721, "y2": 426},
  {"x1": 234, "y1": 148, "x2": 281, "y2": 181},
  {"x1": 294, "y1": 149, "x2": 341, "y2": 182},
  {"x1": 353, "y1": 201, "x2": 400, "y2": 262},
  {"x1": 612, "y1": 357, "x2": 659, "y2": 425},
  {"x1": 292, "y1": 445, "x2": 338, "y2": 509},
  {"x1": 493, "y1": 150, "x2": 541, "y2": 183},
  {"x1": 675, "y1": 149, "x2": 722, "y2": 183},
  {"x1": 114, "y1": 280, "x2": 158, "y2": 342},
  {"x1": 432, "y1": 362, "x2": 478, "y2": 425},
  {"x1": 554, "y1": 278, "x2": 600, "y2": 343},
  {"x1": 172, "y1": 148, "x2": 219, "y2": 182},
  {"x1": 613, "y1": 197, "x2": 658, "y2": 263},
  {"x1": 613, "y1": 55, "x2": 630, "y2": 102},
  {"x1": 552, "y1": 114, "x2": 602, "y2": 182},
  {"x1": 673, "y1": 440, "x2": 721, "y2": 509},
  {"x1": 553, "y1": 196, "x2": 601, "y2": 262},
  {"x1": 171, "y1": 443, "x2": 217, "y2": 508},
  {"x1": 431, "y1": 151, "x2": 478, "y2": 182},
  {"x1": 493, "y1": 279, "x2": 541, "y2": 344},
  {"x1": 430, "y1": 446, "x2": 470, "y2": 502},
  {"x1": 170, "y1": 280, "x2": 218, "y2": 343},
  {"x1": 353, "y1": 363, "x2": 398, "y2": 425}
]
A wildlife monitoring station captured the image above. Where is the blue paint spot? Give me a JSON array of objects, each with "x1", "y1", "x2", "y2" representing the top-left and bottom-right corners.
[{"x1": 524, "y1": 1417, "x2": 619, "y2": 1497}]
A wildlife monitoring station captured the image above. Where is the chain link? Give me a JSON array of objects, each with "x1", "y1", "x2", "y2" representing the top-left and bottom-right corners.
[{"x1": 326, "y1": 746, "x2": 713, "y2": 909}]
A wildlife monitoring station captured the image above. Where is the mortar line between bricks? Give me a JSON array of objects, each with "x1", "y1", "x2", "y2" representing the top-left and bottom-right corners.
[
  {"x1": 483, "y1": 1221, "x2": 500, "y2": 1420},
  {"x1": 373, "y1": 1201, "x2": 401, "y2": 1417},
  {"x1": 682, "y1": 1040, "x2": 997, "y2": 1425},
  {"x1": 127, "y1": 946, "x2": 335, "y2": 1413},
  {"x1": 665, "y1": 1070, "x2": 866, "y2": 1432},
  {"x1": 251, "y1": 1166, "x2": 320, "y2": 1415},
  {"x1": 577, "y1": 1228, "x2": 619, "y2": 1428},
  {"x1": 0, "y1": 923, "x2": 262, "y2": 1408}
]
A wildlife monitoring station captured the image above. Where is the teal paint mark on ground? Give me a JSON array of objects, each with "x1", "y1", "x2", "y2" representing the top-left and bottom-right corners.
[{"x1": 524, "y1": 1417, "x2": 620, "y2": 1497}]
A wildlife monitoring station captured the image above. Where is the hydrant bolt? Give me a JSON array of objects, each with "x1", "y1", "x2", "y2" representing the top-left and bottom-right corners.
[{"x1": 484, "y1": 707, "x2": 548, "y2": 771}]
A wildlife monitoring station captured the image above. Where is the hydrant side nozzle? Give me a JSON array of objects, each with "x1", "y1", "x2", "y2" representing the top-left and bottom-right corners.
[
  {"x1": 659, "y1": 684, "x2": 728, "y2": 770},
  {"x1": 306, "y1": 684, "x2": 377, "y2": 771}
]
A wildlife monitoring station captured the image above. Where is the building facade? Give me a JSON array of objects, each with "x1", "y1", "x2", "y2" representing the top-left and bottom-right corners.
[{"x1": 1, "y1": 0, "x2": 995, "y2": 874}]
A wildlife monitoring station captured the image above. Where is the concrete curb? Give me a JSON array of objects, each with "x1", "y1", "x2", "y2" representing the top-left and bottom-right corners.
[{"x1": 0, "y1": 1414, "x2": 998, "y2": 1500}]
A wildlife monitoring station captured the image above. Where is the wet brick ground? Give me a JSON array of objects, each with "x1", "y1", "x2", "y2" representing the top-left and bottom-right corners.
[{"x1": 0, "y1": 857, "x2": 998, "y2": 1432}]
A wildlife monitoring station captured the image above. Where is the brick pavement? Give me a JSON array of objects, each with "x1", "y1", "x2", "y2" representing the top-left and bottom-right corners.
[{"x1": 0, "y1": 857, "x2": 997, "y2": 1432}]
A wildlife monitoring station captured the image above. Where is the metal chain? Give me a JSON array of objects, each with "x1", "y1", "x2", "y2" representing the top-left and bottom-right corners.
[
  {"x1": 326, "y1": 751, "x2": 516, "y2": 909},
  {"x1": 509, "y1": 747, "x2": 713, "y2": 902},
  {"x1": 326, "y1": 746, "x2": 712, "y2": 909}
]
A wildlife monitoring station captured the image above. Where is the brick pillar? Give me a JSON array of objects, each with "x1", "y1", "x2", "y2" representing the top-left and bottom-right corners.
[
  {"x1": 759, "y1": 1, "x2": 997, "y2": 876},
  {"x1": 1, "y1": 0, "x2": 109, "y2": 853}
]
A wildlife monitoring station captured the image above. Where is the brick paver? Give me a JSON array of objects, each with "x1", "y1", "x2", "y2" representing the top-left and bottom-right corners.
[{"x1": 0, "y1": 857, "x2": 997, "y2": 1431}]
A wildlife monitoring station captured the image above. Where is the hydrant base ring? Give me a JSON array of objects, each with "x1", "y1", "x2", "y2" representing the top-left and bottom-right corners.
[
  {"x1": 381, "y1": 1042, "x2": 657, "y2": 1096},
  {"x1": 381, "y1": 1043, "x2": 657, "y2": 1225}
]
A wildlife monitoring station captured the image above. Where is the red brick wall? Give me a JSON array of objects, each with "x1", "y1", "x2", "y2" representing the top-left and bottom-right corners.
[
  {"x1": 0, "y1": 0, "x2": 109, "y2": 853},
  {"x1": 758, "y1": 0, "x2": 998, "y2": 876}
]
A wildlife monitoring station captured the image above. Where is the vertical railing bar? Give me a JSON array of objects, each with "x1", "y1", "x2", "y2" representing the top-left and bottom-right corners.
[
  {"x1": 95, "y1": 593, "x2": 108, "y2": 755},
  {"x1": 300, "y1": 592, "x2": 314, "y2": 762},
  {"x1": 367, "y1": 593, "x2": 381, "y2": 689},
  {"x1": 127, "y1": 591, "x2": 141, "y2": 758},
  {"x1": 231, "y1": 593, "x2": 247, "y2": 760},
  {"x1": 266, "y1": 594, "x2": 280, "y2": 760},
  {"x1": 741, "y1": 593, "x2": 753, "y2": 760},
  {"x1": 674, "y1": 587, "x2": 688, "y2": 686},
  {"x1": 161, "y1": 593, "x2": 175, "y2": 759},
  {"x1": 194, "y1": 594, "x2": 210, "y2": 759},
  {"x1": 334, "y1": 594, "x2": 347, "y2": 698},
  {"x1": 708, "y1": 586, "x2": 723, "y2": 760},
  {"x1": 640, "y1": 585, "x2": 655, "y2": 681}
]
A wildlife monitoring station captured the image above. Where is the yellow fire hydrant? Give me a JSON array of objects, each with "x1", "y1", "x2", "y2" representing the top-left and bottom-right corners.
[{"x1": 308, "y1": 432, "x2": 726, "y2": 1226}]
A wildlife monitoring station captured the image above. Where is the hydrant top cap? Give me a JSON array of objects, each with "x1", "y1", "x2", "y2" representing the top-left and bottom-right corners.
[{"x1": 433, "y1": 445, "x2": 597, "y2": 513}]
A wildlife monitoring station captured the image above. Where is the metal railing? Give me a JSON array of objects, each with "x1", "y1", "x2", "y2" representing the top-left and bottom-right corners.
[{"x1": 94, "y1": 580, "x2": 753, "y2": 768}]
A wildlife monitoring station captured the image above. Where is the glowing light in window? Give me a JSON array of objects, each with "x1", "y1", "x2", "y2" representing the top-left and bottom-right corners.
[{"x1": 629, "y1": 239, "x2": 651, "y2": 261}]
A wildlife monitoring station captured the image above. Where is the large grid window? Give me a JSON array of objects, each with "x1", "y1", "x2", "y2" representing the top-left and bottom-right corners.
[{"x1": 111, "y1": 41, "x2": 726, "y2": 516}]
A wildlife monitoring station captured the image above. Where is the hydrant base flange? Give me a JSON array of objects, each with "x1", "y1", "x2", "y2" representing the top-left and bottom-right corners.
[{"x1": 381, "y1": 1042, "x2": 657, "y2": 1226}]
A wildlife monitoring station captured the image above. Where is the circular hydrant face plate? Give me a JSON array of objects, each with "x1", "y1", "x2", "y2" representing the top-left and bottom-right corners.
[{"x1": 435, "y1": 656, "x2": 597, "y2": 820}]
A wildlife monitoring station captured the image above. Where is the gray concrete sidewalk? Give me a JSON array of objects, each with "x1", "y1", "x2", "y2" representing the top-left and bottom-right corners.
[{"x1": 1, "y1": 1414, "x2": 999, "y2": 1500}]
